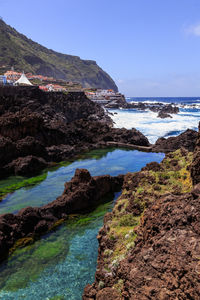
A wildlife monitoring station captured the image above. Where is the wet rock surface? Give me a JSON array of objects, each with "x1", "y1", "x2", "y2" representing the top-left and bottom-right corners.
[
  {"x1": 0, "y1": 86, "x2": 149, "y2": 178},
  {"x1": 0, "y1": 169, "x2": 124, "y2": 263}
]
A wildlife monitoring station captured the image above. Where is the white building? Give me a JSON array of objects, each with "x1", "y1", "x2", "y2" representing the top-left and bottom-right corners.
[{"x1": 14, "y1": 72, "x2": 33, "y2": 86}]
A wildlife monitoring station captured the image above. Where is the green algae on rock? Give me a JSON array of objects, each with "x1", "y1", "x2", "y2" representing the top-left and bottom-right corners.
[
  {"x1": 0, "y1": 149, "x2": 164, "y2": 299},
  {"x1": 0, "y1": 172, "x2": 47, "y2": 201},
  {"x1": 0, "y1": 199, "x2": 114, "y2": 293},
  {"x1": 83, "y1": 148, "x2": 194, "y2": 298}
]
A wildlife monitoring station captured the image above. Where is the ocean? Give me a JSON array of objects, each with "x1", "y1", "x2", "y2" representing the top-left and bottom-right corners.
[{"x1": 108, "y1": 97, "x2": 200, "y2": 144}]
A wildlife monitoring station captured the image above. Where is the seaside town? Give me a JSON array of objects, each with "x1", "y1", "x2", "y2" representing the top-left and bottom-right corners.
[
  {"x1": 0, "y1": 69, "x2": 125, "y2": 106},
  {"x1": 0, "y1": 69, "x2": 82, "y2": 92}
]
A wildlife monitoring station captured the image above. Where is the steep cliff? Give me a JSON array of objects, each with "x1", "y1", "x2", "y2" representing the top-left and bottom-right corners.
[{"x1": 0, "y1": 19, "x2": 118, "y2": 91}]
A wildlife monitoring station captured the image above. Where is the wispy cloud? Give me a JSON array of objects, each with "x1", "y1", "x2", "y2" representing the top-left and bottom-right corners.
[{"x1": 185, "y1": 23, "x2": 200, "y2": 37}]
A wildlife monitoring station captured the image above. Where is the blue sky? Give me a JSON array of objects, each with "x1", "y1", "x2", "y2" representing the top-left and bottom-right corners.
[{"x1": 1, "y1": 0, "x2": 200, "y2": 96}]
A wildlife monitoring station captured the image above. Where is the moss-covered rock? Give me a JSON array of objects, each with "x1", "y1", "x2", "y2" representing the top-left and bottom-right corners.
[{"x1": 83, "y1": 148, "x2": 195, "y2": 299}]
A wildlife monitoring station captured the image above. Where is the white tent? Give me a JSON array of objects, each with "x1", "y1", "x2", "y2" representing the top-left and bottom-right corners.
[{"x1": 15, "y1": 72, "x2": 33, "y2": 86}]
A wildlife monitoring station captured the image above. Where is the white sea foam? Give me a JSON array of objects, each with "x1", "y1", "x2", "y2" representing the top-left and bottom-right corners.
[
  {"x1": 109, "y1": 109, "x2": 199, "y2": 144},
  {"x1": 179, "y1": 104, "x2": 200, "y2": 109},
  {"x1": 129, "y1": 100, "x2": 171, "y2": 105}
]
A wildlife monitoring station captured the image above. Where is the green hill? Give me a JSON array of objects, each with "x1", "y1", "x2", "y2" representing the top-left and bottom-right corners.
[{"x1": 0, "y1": 19, "x2": 118, "y2": 91}]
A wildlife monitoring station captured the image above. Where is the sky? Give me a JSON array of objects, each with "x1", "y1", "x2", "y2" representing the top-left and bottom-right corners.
[{"x1": 1, "y1": 0, "x2": 200, "y2": 96}]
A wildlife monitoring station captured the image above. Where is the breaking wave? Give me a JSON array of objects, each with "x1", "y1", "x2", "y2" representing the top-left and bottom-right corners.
[{"x1": 109, "y1": 107, "x2": 199, "y2": 144}]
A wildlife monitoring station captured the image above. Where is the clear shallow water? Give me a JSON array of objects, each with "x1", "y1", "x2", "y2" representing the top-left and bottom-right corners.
[
  {"x1": 0, "y1": 148, "x2": 164, "y2": 215},
  {"x1": 0, "y1": 148, "x2": 164, "y2": 299},
  {"x1": 109, "y1": 97, "x2": 200, "y2": 143},
  {"x1": 0, "y1": 199, "x2": 118, "y2": 300}
]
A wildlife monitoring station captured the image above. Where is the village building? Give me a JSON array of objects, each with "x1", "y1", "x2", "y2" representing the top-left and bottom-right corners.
[
  {"x1": 4, "y1": 70, "x2": 21, "y2": 81},
  {"x1": 2, "y1": 69, "x2": 83, "y2": 90}
]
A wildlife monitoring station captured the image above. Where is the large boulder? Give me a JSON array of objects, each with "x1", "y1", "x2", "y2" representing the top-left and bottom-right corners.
[{"x1": 4, "y1": 156, "x2": 48, "y2": 176}]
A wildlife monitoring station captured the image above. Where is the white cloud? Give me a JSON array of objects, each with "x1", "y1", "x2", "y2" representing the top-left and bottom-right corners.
[{"x1": 185, "y1": 23, "x2": 200, "y2": 36}]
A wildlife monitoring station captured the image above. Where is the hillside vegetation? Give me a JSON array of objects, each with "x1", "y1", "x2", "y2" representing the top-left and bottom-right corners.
[{"x1": 0, "y1": 19, "x2": 118, "y2": 91}]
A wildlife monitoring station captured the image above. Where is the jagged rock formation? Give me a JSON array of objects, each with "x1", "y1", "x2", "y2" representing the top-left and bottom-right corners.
[
  {"x1": 0, "y1": 169, "x2": 124, "y2": 263},
  {"x1": 156, "y1": 104, "x2": 179, "y2": 118},
  {"x1": 0, "y1": 86, "x2": 149, "y2": 179},
  {"x1": 157, "y1": 110, "x2": 172, "y2": 118},
  {"x1": 152, "y1": 129, "x2": 198, "y2": 153},
  {"x1": 0, "y1": 19, "x2": 118, "y2": 91},
  {"x1": 83, "y1": 148, "x2": 200, "y2": 299}
]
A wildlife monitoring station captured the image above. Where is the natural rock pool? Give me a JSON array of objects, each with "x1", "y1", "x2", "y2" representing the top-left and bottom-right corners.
[{"x1": 0, "y1": 148, "x2": 164, "y2": 299}]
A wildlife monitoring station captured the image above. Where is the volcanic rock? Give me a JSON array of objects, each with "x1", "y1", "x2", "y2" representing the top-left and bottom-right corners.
[
  {"x1": 152, "y1": 129, "x2": 198, "y2": 152},
  {"x1": 157, "y1": 111, "x2": 172, "y2": 118},
  {"x1": 0, "y1": 86, "x2": 149, "y2": 178},
  {"x1": 5, "y1": 156, "x2": 48, "y2": 176},
  {"x1": 83, "y1": 149, "x2": 200, "y2": 299}
]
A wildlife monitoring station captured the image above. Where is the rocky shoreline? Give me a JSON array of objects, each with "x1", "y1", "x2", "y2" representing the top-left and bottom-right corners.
[
  {"x1": 0, "y1": 86, "x2": 200, "y2": 298},
  {"x1": 0, "y1": 86, "x2": 198, "y2": 180},
  {"x1": 0, "y1": 86, "x2": 149, "y2": 179}
]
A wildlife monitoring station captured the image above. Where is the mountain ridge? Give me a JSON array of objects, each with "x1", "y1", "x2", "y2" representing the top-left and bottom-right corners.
[{"x1": 0, "y1": 19, "x2": 118, "y2": 91}]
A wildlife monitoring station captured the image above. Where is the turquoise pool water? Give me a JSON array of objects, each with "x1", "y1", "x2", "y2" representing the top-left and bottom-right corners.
[
  {"x1": 0, "y1": 148, "x2": 164, "y2": 215},
  {"x1": 0, "y1": 148, "x2": 164, "y2": 299}
]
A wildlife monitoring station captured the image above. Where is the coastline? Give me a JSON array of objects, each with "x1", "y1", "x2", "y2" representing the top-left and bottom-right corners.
[
  {"x1": 0, "y1": 88, "x2": 199, "y2": 298},
  {"x1": 108, "y1": 99, "x2": 200, "y2": 144},
  {"x1": 0, "y1": 86, "x2": 150, "y2": 180}
]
